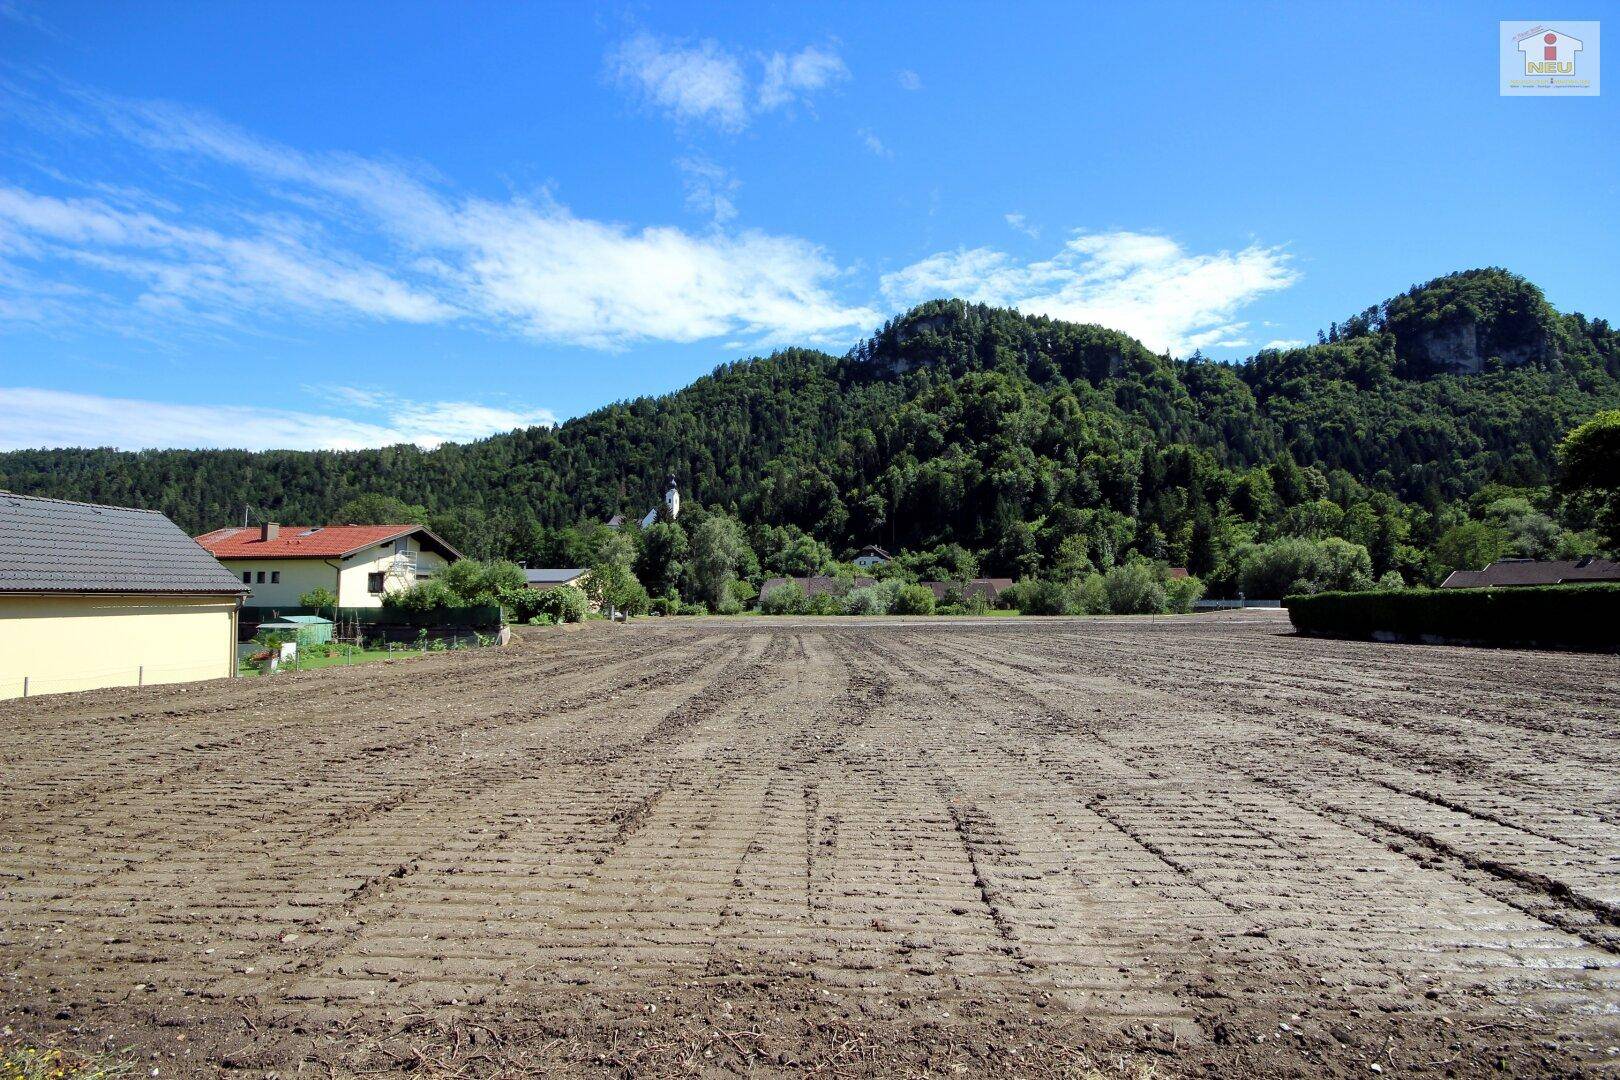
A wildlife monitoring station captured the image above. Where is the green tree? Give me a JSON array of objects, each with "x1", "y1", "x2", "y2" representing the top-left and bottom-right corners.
[
  {"x1": 586, "y1": 560, "x2": 645, "y2": 618},
  {"x1": 690, "y1": 513, "x2": 748, "y2": 610},
  {"x1": 442, "y1": 558, "x2": 526, "y2": 605},
  {"x1": 1559, "y1": 410, "x2": 1620, "y2": 548},
  {"x1": 299, "y1": 586, "x2": 338, "y2": 617},
  {"x1": 634, "y1": 522, "x2": 689, "y2": 599},
  {"x1": 1432, "y1": 521, "x2": 1510, "y2": 577},
  {"x1": 334, "y1": 494, "x2": 430, "y2": 526}
]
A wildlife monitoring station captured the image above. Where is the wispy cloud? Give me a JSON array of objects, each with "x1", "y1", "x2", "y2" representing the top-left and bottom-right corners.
[
  {"x1": 1004, "y1": 212, "x2": 1039, "y2": 239},
  {"x1": 607, "y1": 34, "x2": 847, "y2": 131},
  {"x1": 676, "y1": 156, "x2": 739, "y2": 224},
  {"x1": 1262, "y1": 338, "x2": 1306, "y2": 350},
  {"x1": 896, "y1": 69, "x2": 922, "y2": 91},
  {"x1": 880, "y1": 231, "x2": 1298, "y2": 355},
  {"x1": 0, "y1": 84, "x2": 878, "y2": 349},
  {"x1": 857, "y1": 128, "x2": 892, "y2": 158},
  {"x1": 758, "y1": 46, "x2": 849, "y2": 112},
  {"x1": 0, "y1": 0, "x2": 58, "y2": 36},
  {"x1": 0, "y1": 386, "x2": 555, "y2": 451}
]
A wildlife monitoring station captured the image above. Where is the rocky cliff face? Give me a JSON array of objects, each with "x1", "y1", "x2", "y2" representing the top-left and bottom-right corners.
[{"x1": 1409, "y1": 319, "x2": 1552, "y2": 374}]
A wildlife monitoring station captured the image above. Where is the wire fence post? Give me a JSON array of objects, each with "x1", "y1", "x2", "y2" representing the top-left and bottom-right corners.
[
  {"x1": 138, "y1": 665, "x2": 143, "y2": 687},
  {"x1": 21, "y1": 676, "x2": 27, "y2": 699}
]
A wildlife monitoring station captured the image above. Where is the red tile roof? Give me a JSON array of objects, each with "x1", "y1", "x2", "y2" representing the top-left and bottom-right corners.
[{"x1": 195, "y1": 524, "x2": 424, "y2": 559}]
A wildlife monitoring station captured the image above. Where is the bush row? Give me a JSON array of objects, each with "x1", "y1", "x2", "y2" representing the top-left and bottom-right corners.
[
  {"x1": 1004, "y1": 563, "x2": 1205, "y2": 616},
  {"x1": 1284, "y1": 583, "x2": 1620, "y2": 651},
  {"x1": 758, "y1": 579, "x2": 946, "y2": 616}
]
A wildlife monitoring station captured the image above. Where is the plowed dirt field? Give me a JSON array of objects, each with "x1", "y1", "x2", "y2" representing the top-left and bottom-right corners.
[{"x1": 2, "y1": 611, "x2": 1617, "y2": 1077}]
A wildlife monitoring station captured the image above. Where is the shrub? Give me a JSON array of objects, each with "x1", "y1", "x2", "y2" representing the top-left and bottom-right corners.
[
  {"x1": 936, "y1": 603, "x2": 967, "y2": 615},
  {"x1": 1236, "y1": 537, "x2": 1373, "y2": 598},
  {"x1": 534, "y1": 585, "x2": 588, "y2": 624},
  {"x1": 617, "y1": 581, "x2": 651, "y2": 617},
  {"x1": 759, "y1": 580, "x2": 808, "y2": 615},
  {"x1": 443, "y1": 558, "x2": 527, "y2": 605},
  {"x1": 383, "y1": 578, "x2": 458, "y2": 612},
  {"x1": 648, "y1": 596, "x2": 677, "y2": 616},
  {"x1": 1376, "y1": 570, "x2": 1406, "y2": 590},
  {"x1": 677, "y1": 601, "x2": 709, "y2": 616},
  {"x1": 806, "y1": 592, "x2": 844, "y2": 615},
  {"x1": 1285, "y1": 583, "x2": 1620, "y2": 651},
  {"x1": 891, "y1": 583, "x2": 937, "y2": 615},
  {"x1": 843, "y1": 579, "x2": 902, "y2": 615},
  {"x1": 1103, "y1": 562, "x2": 1167, "y2": 614},
  {"x1": 715, "y1": 595, "x2": 744, "y2": 616},
  {"x1": 1007, "y1": 578, "x2": 1075, "y2": 616},
  {"x1": 1163, "y1": 574, "x2": 1206, "y2": 614},
  {"x1": 1074, "y1": 575, "x2": 1108, "y2": 614}
]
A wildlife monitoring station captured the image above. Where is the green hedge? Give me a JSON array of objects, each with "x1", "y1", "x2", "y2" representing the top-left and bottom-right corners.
[{"x1": 1284, "y1": 584, "x2": 1620, "y2": 651}]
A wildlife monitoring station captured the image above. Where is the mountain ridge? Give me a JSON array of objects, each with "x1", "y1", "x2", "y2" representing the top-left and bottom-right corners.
[{"x1": 3, "y1": 267, "x2": 1618, "y2": 586}]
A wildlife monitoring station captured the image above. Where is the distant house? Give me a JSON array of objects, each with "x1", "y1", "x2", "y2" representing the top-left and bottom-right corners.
[
  {"x1": 852, "y1": 545, "x2": 892, "y2": 568},
  {"x1": 1440, "y1": 556, "x2": 1620, "y2": 589},
  {"x1": 1166, "y1": 566, "x2": 1190, "y2": 580},
  {"x1": 194, "y1": 522, "x2": 461, "y2": 609},
  {"x1": 524, "y1": 567, "x2": 590, "y2": 592},
  {"x1": 1, "y1": 492, "x2": 249, "y2": 699},
  {"x1": 919, "y1": 578, "x2": 1015, "y2": 604},
  {"x1": 604, "y1": 514, "x2": 627, "y2": 529}
]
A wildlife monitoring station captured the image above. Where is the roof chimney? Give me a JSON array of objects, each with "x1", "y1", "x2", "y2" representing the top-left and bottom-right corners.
[{"x1": 261, "y1": 522, "x2": 280, "y2": 542}]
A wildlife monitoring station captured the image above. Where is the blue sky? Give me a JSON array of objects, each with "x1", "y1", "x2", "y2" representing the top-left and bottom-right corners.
[{"x1": 1, "y1": 2, "x2": 1615, "y2": 450}]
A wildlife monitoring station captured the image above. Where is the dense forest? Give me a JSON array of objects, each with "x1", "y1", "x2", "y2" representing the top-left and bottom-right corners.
[{"x1": 4, "y1": 268, "x2": 1619, "y2": 598}]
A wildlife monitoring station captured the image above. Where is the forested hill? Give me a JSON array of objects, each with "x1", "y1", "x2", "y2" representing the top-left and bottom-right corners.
[{"x1": 3, "y1": 268, "x2": 1619, "y2": 586}]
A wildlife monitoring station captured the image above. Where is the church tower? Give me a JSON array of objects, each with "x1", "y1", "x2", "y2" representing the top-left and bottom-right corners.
[{"x1": 663, "y1": 474, "x2": 680, "y2": 520}]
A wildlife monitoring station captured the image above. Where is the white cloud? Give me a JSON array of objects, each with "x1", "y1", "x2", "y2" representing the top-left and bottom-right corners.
[
  {"x1": 1262, "y1": 338, "x2": 1306, "y2": 350},
  {"x1": 0, "y1": 90, "x2": 878, "y2": 349},
  {"x1": 608, "y1": 33, "x2": 751, "y2": 132},
  {"x1": 606, "y1": 35, "x2": 847, "y2": 130},
  {"x1": 1004, "y1": 212, "x2": 1039, "y2": 238},
  {"x1": 0, "y1": 386, "x2": 555, "y2": 451},
  {"x1": 0, "y1": 186, "x2": 455, "y2": 325},
  {"x1": 896, "y1": 69, "x2": 922, "y2": 91},
  {"x1": 857, "y1": 128, "x2": 892, "y2": 158},
  {"x1": 758, "y1": 46, "x2": 849, "y2": 111},
  {"x1": 880, "y1": 231, "x2": 1297, "y2": 355},
  {"x1": 676, "y1": 156, "x2": 739, "y2": 224}
]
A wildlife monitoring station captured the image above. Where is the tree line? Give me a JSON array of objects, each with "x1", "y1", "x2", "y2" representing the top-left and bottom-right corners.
[{"x1": 3, "y1": 269, "x2": 1617, "y2": 603}]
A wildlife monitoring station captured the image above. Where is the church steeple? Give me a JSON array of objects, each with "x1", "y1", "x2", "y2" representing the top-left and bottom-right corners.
[{"x1": 663, "y1": 475, "x2": 680, "y2": 520}]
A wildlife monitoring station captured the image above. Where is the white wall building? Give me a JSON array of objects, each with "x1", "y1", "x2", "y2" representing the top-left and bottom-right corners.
[{"x1": 194, "y1": 523, "x2": 460, "y2": 608}]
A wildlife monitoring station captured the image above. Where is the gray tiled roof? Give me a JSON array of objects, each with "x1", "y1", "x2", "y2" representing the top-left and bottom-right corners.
[
  {"x1": 0, "y1": 492, "x2": 249, "y2": 595},
  {"x1": 1440, "y1": 557, "x2": 1620, "y2": 589},
  {"x1": 525, "y1": 567, "x2": 587, "y2": 585}
]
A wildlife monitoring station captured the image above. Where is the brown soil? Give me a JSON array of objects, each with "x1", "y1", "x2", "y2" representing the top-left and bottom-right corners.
[{"x1": 2, "y1": 611, "x2": 1617, "y2": 1077}]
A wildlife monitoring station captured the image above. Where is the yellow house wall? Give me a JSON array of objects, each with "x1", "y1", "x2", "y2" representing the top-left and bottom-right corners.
[
  {"x1": 0, "y1": 593, "x2": 238, "y2": 700},
  {"x1": 223, "y1": 538, "x2": 452, "y2": 609}
]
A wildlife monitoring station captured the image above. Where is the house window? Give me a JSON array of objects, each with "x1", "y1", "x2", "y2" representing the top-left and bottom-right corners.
[
  {"x1": 368, "y1": 572, "x2": 386, "y2": 594},
  {"x1": 256, "y1": 571, "x2": 266, "y2": 583},
  {"x1": 242, "y1": 571, "x2": 251, "y2": 584},
  {"x1": 270, "y1": 571, "x2": 280, "y2": 584}
]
